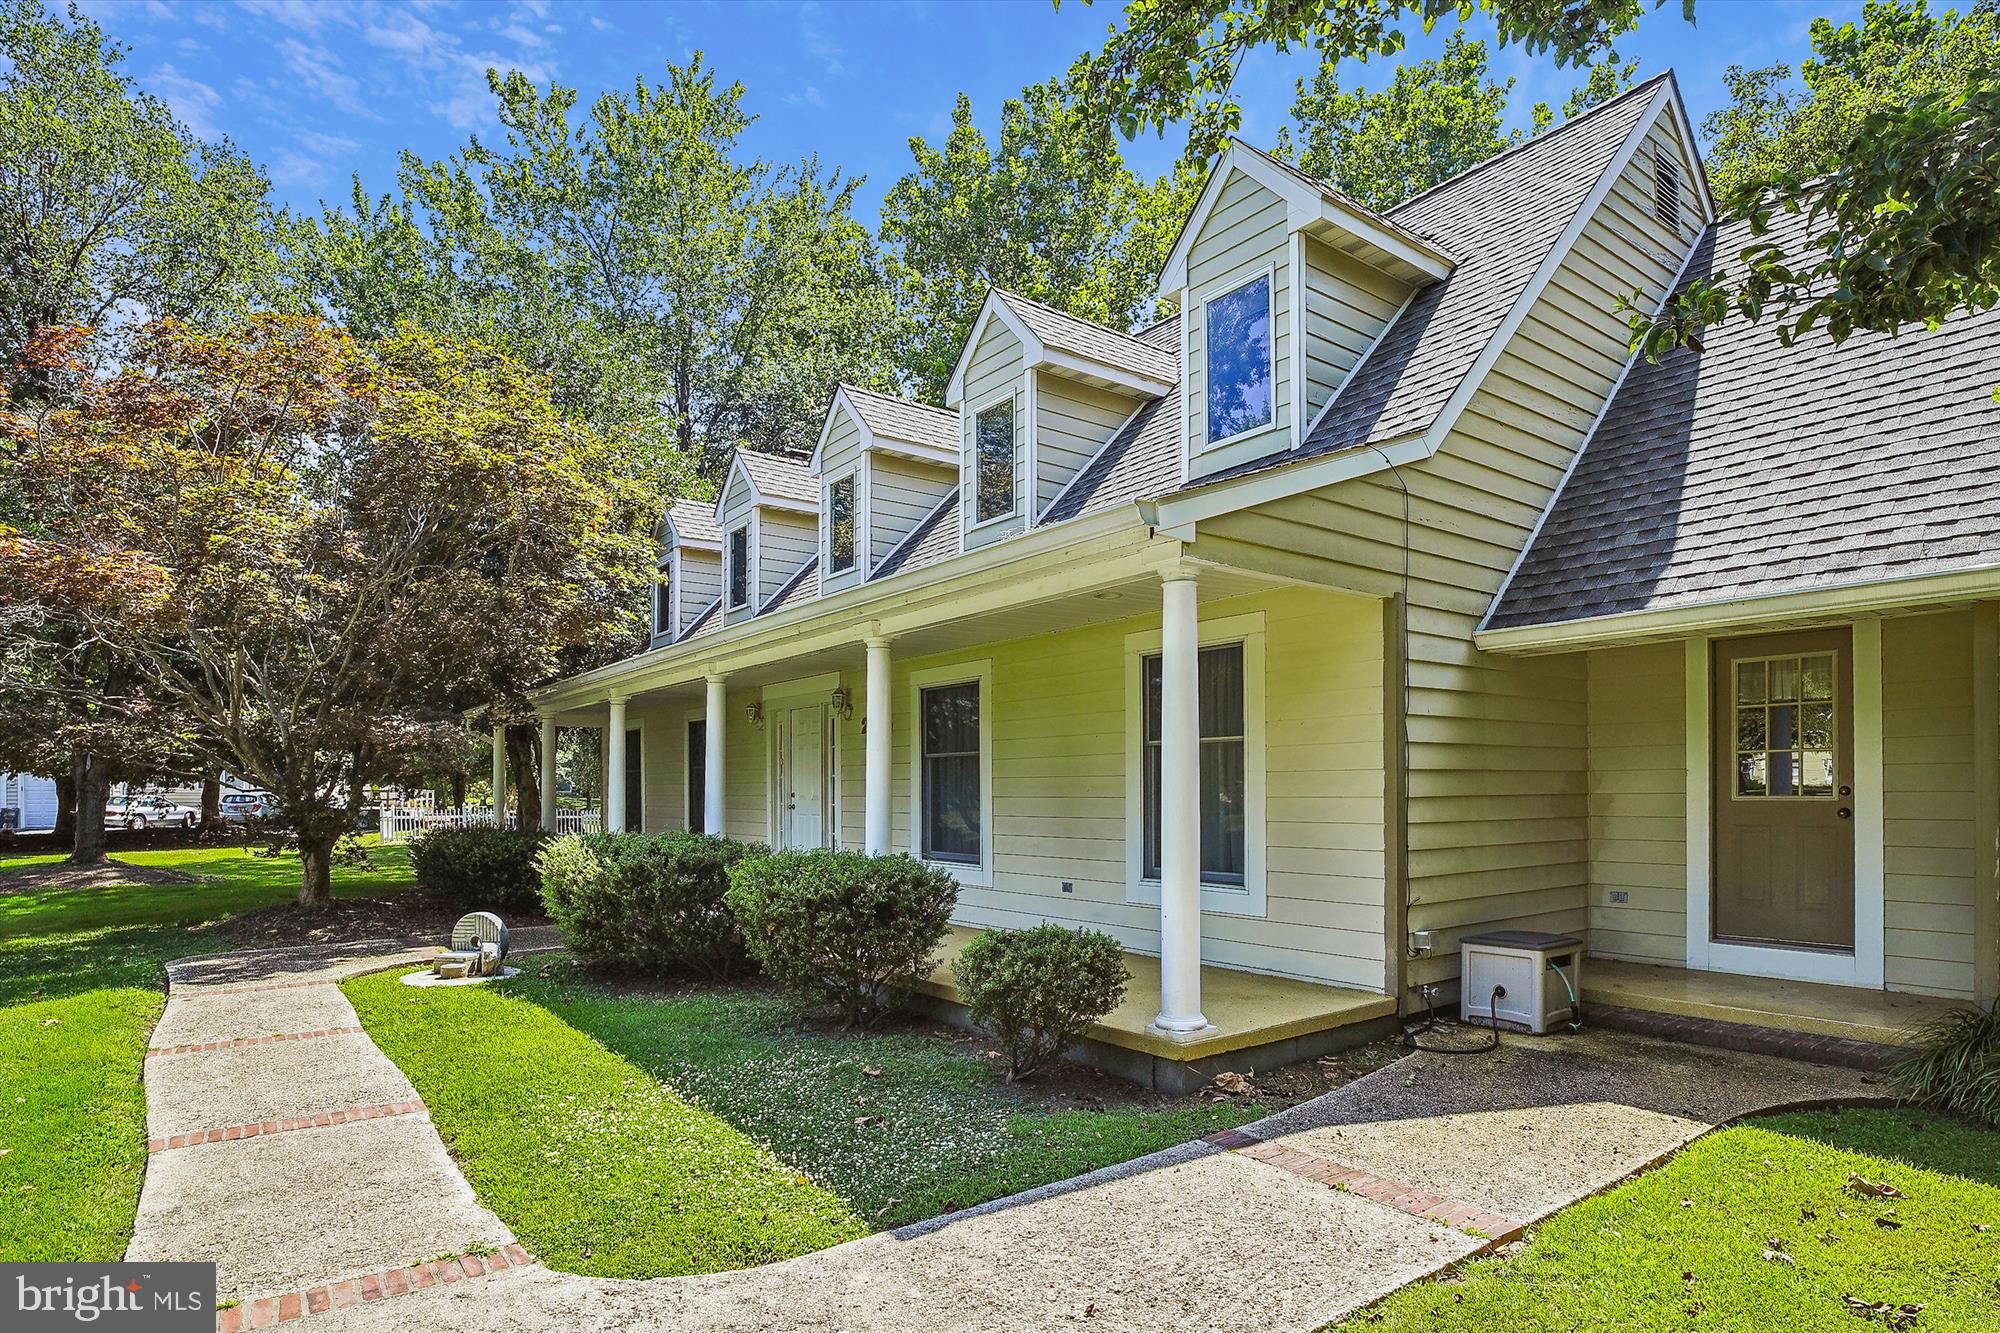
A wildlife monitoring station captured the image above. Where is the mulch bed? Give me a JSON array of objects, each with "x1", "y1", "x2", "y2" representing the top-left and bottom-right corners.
[
  {"x1": 0, "y1": 857, "x2": 203, "y2": 892},
  {"x1": 218, "y1": 896, "x2": 552, "y2": 949}
]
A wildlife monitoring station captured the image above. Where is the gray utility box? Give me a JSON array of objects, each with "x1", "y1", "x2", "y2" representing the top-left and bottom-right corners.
[{"x1": 1459, "y1": 931, "x2": 1583, "y2": 1034}]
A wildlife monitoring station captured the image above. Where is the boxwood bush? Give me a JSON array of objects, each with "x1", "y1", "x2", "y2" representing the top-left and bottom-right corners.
[
  {"x1": 725, "y1": 849, "x2": 957, "y2": 1027},
  {"x1": 536, "y1": 830, "x2": 760, "y2": 977},
  {"x1": 955, "y1": 925, "x2": 1130, "y2": 1082},
  {"x1": 409, "y1": 825, "x2": 551, "y2": 913}
]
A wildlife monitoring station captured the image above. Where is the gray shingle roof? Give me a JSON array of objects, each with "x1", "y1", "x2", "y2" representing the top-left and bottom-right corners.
[
  {"x1": 1486, "y1": 213, "x2": 2000, "y2": 631},
  {"x1": 666, "y1": 498, "x2": 720, "y2": 545},
  {"x1": 676, "y1": 596, "x2": 722, "y2": 641},
  {"x1": 841, "y1": 385, "x2": 958, "y2": 454},
  {"x1": 737, "y1": 450, "x2": 818, "y2": 506},
  {"x1": 871, "y1": 490, "x2": 960, "y2": 579},
  {"x1": 1040, "y1": 341, "x2": 1183, "y2": 525},
  {"x1": 760, "y1": 557, "x2": 820, "y2": 616},
  {"x1": 1192, "y1": 74, "x2": 1669, "y2": 490},
  {"x1": 994, "y1": 289, "x2": 1178, "y2": 384}
]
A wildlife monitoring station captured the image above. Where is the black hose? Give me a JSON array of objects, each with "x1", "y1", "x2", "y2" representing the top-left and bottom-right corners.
[{"x1": 1402, "y1": 983, "x2": 1505, "y2": 1055}]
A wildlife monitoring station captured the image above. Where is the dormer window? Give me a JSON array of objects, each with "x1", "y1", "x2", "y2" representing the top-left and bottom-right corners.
[
  {"x1": 727, "y1": 527, "x2": 750, "y2": 608},
  {"x1": 974, "y1": 396, "x2": 1015, "y2": 523},
  {"x1": 1205, "y1": 271, "x2": 1273, "y2": 446},
  {"x1": 653, "y1": 579, "x2": 670, "y2": 636},
  {"x1": 828, "y1": 474, "x2": 856, "y2": 573}
]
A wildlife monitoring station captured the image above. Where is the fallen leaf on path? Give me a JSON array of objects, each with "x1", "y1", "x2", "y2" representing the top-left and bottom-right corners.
[
  {"x1": 1874, "y1": 1211, "x2": 1901, "y2": 1230},
  {"x1": 1206, "y1": 1071, "x2": 1254, "y2": 1097}
]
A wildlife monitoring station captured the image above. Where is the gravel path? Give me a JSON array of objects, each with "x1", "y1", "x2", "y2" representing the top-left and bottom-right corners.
[{"x1": 128, "y1": 938, "x2": 1875, "y2": 1332}]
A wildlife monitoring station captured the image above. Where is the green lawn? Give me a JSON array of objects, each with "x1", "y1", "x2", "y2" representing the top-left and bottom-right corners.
[
  {"x1": 344, "y1": 953, "x2": 1262, "y2": 1278},
  {"x1": 1336, "y1": 1106, "x2": 2000, "y2": 1331},
  {"x1": 0, "y1": 841, "x2": 413, "y2": 1261}
]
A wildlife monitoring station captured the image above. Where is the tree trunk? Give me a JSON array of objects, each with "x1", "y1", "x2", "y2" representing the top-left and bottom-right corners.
[
  {"x1": 297, "y1": 833, "x2": 335, "y2": 907},
  {"x1": 450, "y1": 773, "x2": 466, "y2": 810},
  {"x1": 51, "y1": 770, "x2": 75, "y2": 843},
  {"x1": 199, "y1": 774, "x2": 222, "y2": 830},
  {"x1": 509, "y1": 725, "x2": 542, "y2": 832},
  {"x1": 68, "y1": 752, "x2": 110, "y2": 866}
]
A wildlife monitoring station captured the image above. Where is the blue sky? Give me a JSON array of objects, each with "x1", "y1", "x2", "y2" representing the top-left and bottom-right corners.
[{"x1": 82, "y1": 0, "x2": 1860, "y2": 224}]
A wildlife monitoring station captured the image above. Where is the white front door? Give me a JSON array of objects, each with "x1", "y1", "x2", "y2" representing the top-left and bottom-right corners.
[{"x1": 781, "y1": 704, "x2": 825, "y2": 849}]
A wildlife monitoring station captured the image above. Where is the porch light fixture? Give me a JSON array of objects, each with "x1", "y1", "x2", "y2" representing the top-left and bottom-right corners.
[
  {"x1": 830, "y1": 686, "x2": 853, "y2": 720},
  {"x1": 746, "y1": 701, "x2": 765, "y2": 727}
]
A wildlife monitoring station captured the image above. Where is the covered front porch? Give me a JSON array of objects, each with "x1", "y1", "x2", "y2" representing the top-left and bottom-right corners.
[
  {"x1": 529, "y1": 507, "x2": 1403, "y2": 1075},
  {"x1": 905, "y1": 926, "x2": 1399, "y2": 1092}
]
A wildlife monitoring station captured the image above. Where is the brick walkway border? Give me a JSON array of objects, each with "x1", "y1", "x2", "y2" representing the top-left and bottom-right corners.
[
  {"x1": 148, "y1": 1100, "x2": 424, "y2": 1154},
  {"x1": 148, "y1": 1028, "x2": 365, "y2": 1058},
  {"x1": 216, "y1": 1245, "x2": 536, "y2": 1331},
  {"x1": 1203, "y1": 1129, "x2": 1523, "y2": 1245},
  {"x1": 1585, "y1": 1003, "x2": 1903, "y2": 1071}
]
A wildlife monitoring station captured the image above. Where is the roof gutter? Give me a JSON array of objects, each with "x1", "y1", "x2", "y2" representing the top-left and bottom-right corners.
[
  {"x1": 1475, "y1": 562, "x2": 2000, "y2": 656},
  {"x1": 535, "y1": 501, "x2": 1153, "y2": 707}
]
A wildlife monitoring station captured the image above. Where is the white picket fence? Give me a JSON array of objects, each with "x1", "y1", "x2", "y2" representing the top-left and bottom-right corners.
[{"x1": 378, "y1": 800, "x2": 603, "y2": 844}]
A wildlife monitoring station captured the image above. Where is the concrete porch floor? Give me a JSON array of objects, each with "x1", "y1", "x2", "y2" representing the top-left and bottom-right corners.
[
  {"x1": 901, "y1": 925, "x2": 1398, "y2": 1088},
  {"x1": 1582, "y1": 958, "x2": 1968, "y2": 1046}
]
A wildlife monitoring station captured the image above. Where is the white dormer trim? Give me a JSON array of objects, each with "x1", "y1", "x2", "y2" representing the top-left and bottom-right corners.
[
  {"x1": 1156, "y1": 140, "x2": 1455, "y2": 301},
  {"x1": 1155, "y1": 82, "x2": 1684, "y2": 532},
  {"x1": 946, "y1": 292, "x2": 1039, "y2": 408},
  {"x1": 811, "y1": 387, "x2": 959, "y2": 472},
  {"x1": 945, "y1": 290, "x2": 1175, "y2": 407},
  {"x1": 716, "y1": 452, "x2": 818, "y2": 522}
]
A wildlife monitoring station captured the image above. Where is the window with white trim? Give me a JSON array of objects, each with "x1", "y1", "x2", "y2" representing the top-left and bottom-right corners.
[
  {"x1": 920, "y1": 681, "x2": 981, "y2": 863},
  {"x1": 726, "y1": 527, "x2": 749, "y2": 608},
  {"x1": 1204, "y1": 272, "x2": 1273, "y2": 445},
  {"x1": 827, "y1": 474, "x2": 856, "y2": 573},
  {"x1": 974, "y1": 397, "x2": 1015, "y2": 523},
  {"x1": 1141, "y1": 642, "x2": 1246, "y2": 884}
]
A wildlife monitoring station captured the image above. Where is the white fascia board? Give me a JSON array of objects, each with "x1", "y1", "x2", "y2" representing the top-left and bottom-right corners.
[
  {"x1": 533, "y1": 503, "x2": 1149, "y2": 707},
  {"x1": 809, "y1": 389, "x2": 865, "y2": 474},
  {"x1": 1414, "y1": 84, "x2": 1670, "y2": 462},
  {"x1": 1476, "y1": 198, "x2": 1707, "y2": 635},
  {"x1": 716, "y1": 453, "x2": 761, "y2": 523},
  {"x1": 944, "y1": 291, "x2": 1042, "y2": 407},
  {"x1": 1474, "y1": 562, "x2": 2000, "y2": 656},
  {"x1": 1156, "y1": 142, "x2": 1453, "y2": 299},
  {"x1": 1153, "y1": 433, "x2": 1427, "y2": 529},
  {"x1": 870, "y1": 435, "x2": 960, "y2": 468},
  {"x1": 1661, "y1": 73, "x2": 1717, "y2": 224},
  {"x1": 1034, "y1": 346, "x2": 1174, "y2": 397}
]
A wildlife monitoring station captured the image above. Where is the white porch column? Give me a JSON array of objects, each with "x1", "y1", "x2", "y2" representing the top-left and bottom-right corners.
[
  {"x1": 704, "y1": 675, "x2": 727, "y2": 836},
  {"x1": 538, "y1": 714, "x2": 558, "y2": 829},
  {"x1": 1152, "y1": 568, "x2": 1212, "y2": 1036},
  {"x1": 490, "y1": 724, "x2": 507, "y2": 826},
  {"x1": 605, "y1": 696, "x2": 628, "y2": 834},
  {"x1": 864, "y1": 637, "x2": 892, "y2": 855}
]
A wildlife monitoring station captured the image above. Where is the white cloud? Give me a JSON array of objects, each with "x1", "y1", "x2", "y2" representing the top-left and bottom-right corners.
[
  {"x1": 235, "y1": 0, "x2": 351, "y2": 36},
  {"x1": 276, "y1": 37, "x2": 369, "y2": 117},
  {"x1": 786, "y1": 85, "x2": 825, "y2": 110},
  {"x1": 796, "y1": 1, "x2": 844, "y2": 78},
  {"x1": 147, "y1": 64, "x2": 222, "y2": 139}
]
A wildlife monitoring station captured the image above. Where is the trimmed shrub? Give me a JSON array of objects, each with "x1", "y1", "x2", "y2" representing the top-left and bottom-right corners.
[
  {"x1": 725, "y1": 849, "x2": 957, "y2": 1027},
  {"x1": 1890, "y1": 999, "x2": 2000, "y2": 1128},
  {"x1": 536, "y1": 831, "x2": 759, "y2": 976},
  {"x1": 410, "y1": 825, "x2": 551, "y2": 913},
  {"x1": 954, "y1": 925, "x2": 1129, "y2": 1082}
]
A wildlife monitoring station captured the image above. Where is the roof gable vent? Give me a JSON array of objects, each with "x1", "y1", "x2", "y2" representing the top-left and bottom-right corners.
[{"x1": 1653, "y1": 146, "x2": 1681, "y2": 232}]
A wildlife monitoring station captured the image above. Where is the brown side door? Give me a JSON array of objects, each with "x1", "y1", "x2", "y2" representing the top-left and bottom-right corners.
[{"x1": 1712, "y1": 629, "x2": 1855, "y2": 950}]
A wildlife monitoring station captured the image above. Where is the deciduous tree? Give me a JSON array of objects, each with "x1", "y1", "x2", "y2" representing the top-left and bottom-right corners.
[
  {"x1": 290, "y1": 55, "x2": 899, "y2": 481},
  {"x1": 880, "y1": 72, "x2": 1216, "y2": 396},
  {"x1": 0, "y1": 318, "x2": 659, "y2": 903}
]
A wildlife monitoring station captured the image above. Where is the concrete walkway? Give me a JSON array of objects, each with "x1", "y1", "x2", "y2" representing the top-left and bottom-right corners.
[{"x1": 129, "y1": 940, "x2": 1877, "y2": 1332}]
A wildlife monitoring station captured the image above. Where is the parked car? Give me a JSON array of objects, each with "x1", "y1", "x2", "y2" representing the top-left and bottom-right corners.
[
  {"x1": 105, "y1": 794, "x2": 199, "y2": 830},
  {"x1": 218, "y1": 791, "x2": 281, "y2": 825}
]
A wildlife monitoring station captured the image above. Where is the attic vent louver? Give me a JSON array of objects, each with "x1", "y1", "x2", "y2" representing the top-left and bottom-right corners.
[{"x1": 1653, "y1": 146, "x2": 1681, "y2": 231}]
